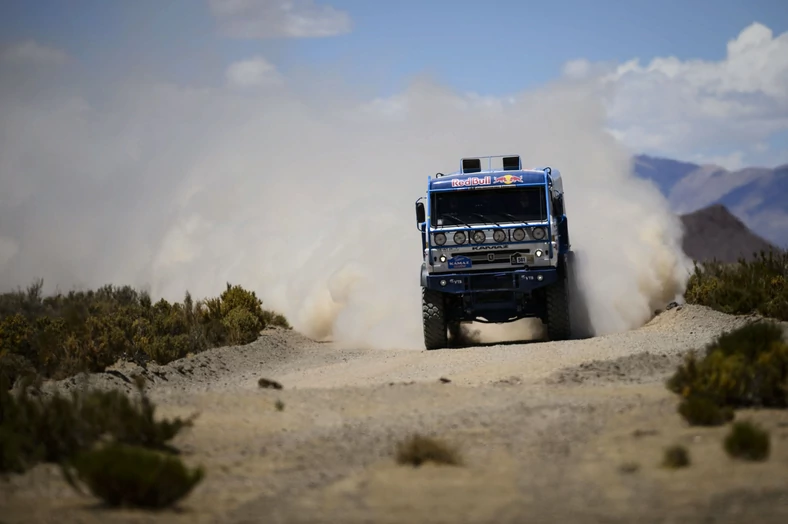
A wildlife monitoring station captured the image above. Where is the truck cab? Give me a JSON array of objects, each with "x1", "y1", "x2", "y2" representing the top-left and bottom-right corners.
[{"x1": 415, "y1": 154, "x2": 573, "y2": 349}]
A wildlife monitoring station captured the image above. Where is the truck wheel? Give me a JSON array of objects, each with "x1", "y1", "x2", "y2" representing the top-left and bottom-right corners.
[
  {"x1": 545, "y1": 265, "x2": 571, "y2": 341},
  {"x1": 422, "y1": 287, "x2": 448, "y2": 350}
]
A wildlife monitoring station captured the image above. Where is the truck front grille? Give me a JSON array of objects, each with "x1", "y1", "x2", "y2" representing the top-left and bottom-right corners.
[{"x1": 452, "y1": 249, "x2": 532, "y2": 267}]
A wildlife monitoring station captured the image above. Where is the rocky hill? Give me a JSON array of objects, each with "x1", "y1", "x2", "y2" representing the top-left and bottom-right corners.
[{"x1": 679, "y1": 203, "x2": 782, "y2": 263}]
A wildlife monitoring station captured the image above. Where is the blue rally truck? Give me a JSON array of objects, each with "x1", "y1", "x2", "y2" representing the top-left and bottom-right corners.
[{"x1": 414, "y1": 154, "x2": 574, "y2": 350}]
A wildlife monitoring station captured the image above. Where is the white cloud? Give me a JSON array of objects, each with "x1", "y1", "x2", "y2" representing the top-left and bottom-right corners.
[
  {"x1": 209, "y1": 0, "x2": 351, "y2": 38},
  {"x1": 0, "y1": 40, "x2": 69, "y2": 66},
  {"x1": 225, "y1": 57, "x2": 283, "y2": 88},
  {"x1": 562, "y1": 59, "x2": 591, "y2": 79},
  {"x1": 569, "y1": 22, "x2": 788, "y2": 166}
]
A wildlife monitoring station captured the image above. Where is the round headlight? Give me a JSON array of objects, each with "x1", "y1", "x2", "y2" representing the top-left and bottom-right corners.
[
  {"x1": 493, "y1": 229, "x2": 506, "y2": 243},
  {"x1": 434, "y1": 232, "x2": 447, "y2": 246},
  {"x1": 532, "y1": 227, "x2": 546, "y2": 240},
  {"x1": 453, "y1": 231, "x2": 467, "y2": 244},
  {"x1": 472, "y1": 230, "x2": 486, "y2": 244},
  {"x1": 512, "y1": 228, "x2": 526, "y2": 242}
]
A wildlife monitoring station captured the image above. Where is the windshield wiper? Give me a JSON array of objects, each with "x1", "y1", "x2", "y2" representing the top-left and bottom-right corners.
[
  {"x1": 442, "y1": 213, "x2": 473, "y2": 228},
  {"x1": 470, "y1": 213, "x2": 501, "y2": 226},
  {"x1": 495, "y1": 212, "x2": 519, "y2": 222}
]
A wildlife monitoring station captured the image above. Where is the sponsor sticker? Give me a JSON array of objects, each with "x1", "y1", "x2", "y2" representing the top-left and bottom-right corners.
[
  {"x1": 493, "y1": 174, "x2": 523, "y2": 185},
  {"x1": 448, "y1": 255, "x2": 472, "y2": 269},
  {"x1": 451, "y1": 176, "x2": 491, "y2": 188}
]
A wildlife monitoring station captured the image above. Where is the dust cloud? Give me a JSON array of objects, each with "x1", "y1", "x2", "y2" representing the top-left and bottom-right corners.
[{"x1": 0, "y1": 57, "x2": 692, "y2": 349}]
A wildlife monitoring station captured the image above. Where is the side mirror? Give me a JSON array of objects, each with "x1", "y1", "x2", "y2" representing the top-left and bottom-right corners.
[
  {"x1": 553, "y1": 194, "x2": 564, "y2": 217},
  {"x1": 415, "y1": 201, "x2": 426, "y2": 224}
]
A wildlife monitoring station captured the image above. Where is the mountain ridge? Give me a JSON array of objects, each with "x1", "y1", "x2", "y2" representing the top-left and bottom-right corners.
[{"x1": 634, "y1": 154, "x2": 788, "y2": 249}]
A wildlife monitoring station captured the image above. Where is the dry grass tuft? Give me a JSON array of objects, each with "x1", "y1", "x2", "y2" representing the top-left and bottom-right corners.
[
  {"x1": 662, "y1": 445, "x2": 690, "y2": 469},
  {"x1": 395, "y1": 434, "x2": 462, "y2": 467}
]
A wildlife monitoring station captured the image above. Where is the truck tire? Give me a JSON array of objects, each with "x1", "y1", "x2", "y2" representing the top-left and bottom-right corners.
[
  {"x1": 545, "y1": 260, "x2": 572, "y2": 341},
  {"x1": 422, "y1": 287, "x2": 448, "y2": 350}
]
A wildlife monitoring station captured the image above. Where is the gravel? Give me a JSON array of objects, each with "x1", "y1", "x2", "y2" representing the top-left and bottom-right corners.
[{"x1": 3, "y1": 304, "x2": 788, "y2": 524}]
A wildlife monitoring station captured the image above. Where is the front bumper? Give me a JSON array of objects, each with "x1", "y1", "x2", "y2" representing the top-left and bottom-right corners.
[{"x1": 424, "y1": 267, "x2": 558, "y2": 294}]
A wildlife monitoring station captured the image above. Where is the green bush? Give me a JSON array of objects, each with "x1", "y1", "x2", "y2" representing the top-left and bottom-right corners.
[
  {"x1": 724, "y1": 421, "x2": 770, "y2": 461},
  {"x1": 667, "y1": 321, "x2": 788, "y2": 409},
  {"x1": 677, "y1": 395, "x2": 735, "y2": 426},
  {"x1": 0, "y1": 280, "x2": 289, "y2": 383},
  {"x1": 220, "y1": 284, "x2": 263, "y2": 322},
  {"x1": 0, "y1": 374, "x2": 194, "y2": 474},
  {"x1": 63, "y1": 443, "x2": 204, "y2": 509},
  {"x1": 222, "y1": 307, "x2": 262, "y2": 345},
  {"x1": 662, "y1": 445, "x2": 690, "y2": 469},
  {"x1": 395, "y1": 434, "x2": 462, "y2": 467},
  {"x1": 685, "y1": 250, "x2": 788, "y2": 321}
]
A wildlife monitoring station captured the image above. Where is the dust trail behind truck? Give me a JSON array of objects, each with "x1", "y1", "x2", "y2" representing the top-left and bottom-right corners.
[{"x1": 415, "y1": 154, "x2": 580, "y2": 350}]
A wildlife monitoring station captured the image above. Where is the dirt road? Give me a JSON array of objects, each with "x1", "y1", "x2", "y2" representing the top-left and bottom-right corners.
[{"x1": 2, "y1": 304, "x2": 788, "y2": 523}]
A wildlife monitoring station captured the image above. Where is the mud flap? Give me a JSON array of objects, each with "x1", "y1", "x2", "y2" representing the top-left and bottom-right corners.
[{"x1": 565, "y1": 250, "x2": 593, "y2": 339}]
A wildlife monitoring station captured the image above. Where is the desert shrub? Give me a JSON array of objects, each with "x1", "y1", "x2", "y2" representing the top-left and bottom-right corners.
[
  {"x1": 0, "y1": 279, "x2": 47, "y2": 319},
  {"x1": 258, "y1": 377, "x2": 283, "y2": 389},
  {"x1": 677, "y1": 395, "x2": 735, "y2": 426},
  {"x1": 196, "y1": 296, "x2": 227, "y2": 346},
  {"x1": 0, "y1": 352, "x2": 36, "y2": 388},
  {"x1": 220, "y1": 283, "x2": 291, "y2": 329},
  {"x1": 0, "y1": 374, "x2": 195, "y2": 474},
  {"x1": 724, "y1": 421, "x2": 770, "y2": 461},
  {"x1": 667, "y1": 321, "x2": 788, "y2": 409},
  {"x1": 0, "y1": 280, "x2": 289, "y2": 382},
  {"x1": 220, "y1": 284, "x2": 263, "y2": 320},
  {"x1": 63, "y1": 443, "x2": 204, "y2": 509},
  {"x1": 143, "y1": 335, "x2": 192, "y2": 366},
  {"x1": 222, "y1": 308, "x2": 262, "y2": 345},
  {"x1": 0, "y1": 314, "x2": 33, "y2": 359},
  {"x1": 685, "y1": 250, "x2": 788, "y2": 321},
  {"x1": 662, "y1": 445, "x2": 690, "y2": 469},
  {"x1": 262, "y1": 311, "x2": 291, "y2": 329},
  {"x1": 395, "y1": 434, "x2": 462, "y2": 467}
]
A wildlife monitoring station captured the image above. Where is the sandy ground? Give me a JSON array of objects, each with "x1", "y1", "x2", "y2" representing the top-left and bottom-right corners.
[{"x1": 2, "y1": 304, "x2": 788, "y2": 523}]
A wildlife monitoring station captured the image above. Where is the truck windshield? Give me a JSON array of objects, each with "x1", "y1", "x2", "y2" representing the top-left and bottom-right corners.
[{"x1": 431, "y1": 187, "x2": 546, "y2": 226}]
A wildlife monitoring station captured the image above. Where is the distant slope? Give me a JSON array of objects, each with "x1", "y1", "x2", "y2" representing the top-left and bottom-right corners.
[
  {"x1": 634, "y1": 154, "x2": 788, "y2": 249},
  {"x1": 633, "y1": 155, "x2": 700, "y2": 196},
  {"x1": 679, "y1": 204, "x2": 781, "y2": 263}
]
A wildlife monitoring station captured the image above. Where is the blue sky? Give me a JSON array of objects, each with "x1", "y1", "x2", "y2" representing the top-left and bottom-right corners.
[
  {"x1": 1, "y1": 0, "x2": 787, "y2": 168},
  {"x1": 2, "y1": 0, "x2": 787, "y2": 94}
]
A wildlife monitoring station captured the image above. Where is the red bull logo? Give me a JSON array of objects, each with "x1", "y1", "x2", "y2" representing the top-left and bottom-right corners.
[
  {"x1": 451, "y1": 176, "x2": 491, "y2": 187},
  {"x1": 493, "y1": 174, "x2": 523, "y2": 185}
]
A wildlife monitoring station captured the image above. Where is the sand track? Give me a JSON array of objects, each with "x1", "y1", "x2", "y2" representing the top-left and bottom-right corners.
[{"x1": 2, "y1": 304, "x2": 787, "y2": 523}]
